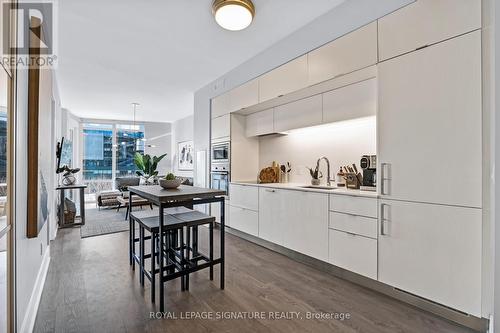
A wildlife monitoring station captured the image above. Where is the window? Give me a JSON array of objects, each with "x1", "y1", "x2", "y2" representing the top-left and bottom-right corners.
[
  {"x1": 82, "y1": 123, "x2": 145, "y2": 194},
  {"x1": 116, "y1": 124, "x2": 144, "y2": 177},
  {"x1": 82, "y1": 123, "x2": 113, "y2": 193}
]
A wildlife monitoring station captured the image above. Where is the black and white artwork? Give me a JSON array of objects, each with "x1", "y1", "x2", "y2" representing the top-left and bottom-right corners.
[{"x1": 178, "y1": 141, "x2": 193, "y2": 171}]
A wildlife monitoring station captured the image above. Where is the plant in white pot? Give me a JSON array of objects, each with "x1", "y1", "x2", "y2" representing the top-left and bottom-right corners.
[
  {"x1": 133, "y1": 152, "x2": 167, "y2": 185},
  {"x1": 307, "y1": 165, "x2": 323, "y2": 186}
]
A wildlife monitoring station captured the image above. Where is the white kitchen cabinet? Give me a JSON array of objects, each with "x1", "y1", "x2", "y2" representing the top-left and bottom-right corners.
[
  {"x1": 378, "y1": 0, "x2": 481, "y2": 61},
  {"x1": 322, "y1": 78, "x2": 376, "y2": 124},
  {"x1": 258, "y1": 188, "x2": 286, "y2": 245},
  {"x1": 328, "y1": 211, "x2": 377, "y2": 239},
  {"x1": 259, "y1": 55, "x2": 308, "y2": 103},
  {"x1": 229, "y1": 79, "x2": 259, "y2": 112},
  {"x1": 308, "y1": 22, "x2": 377, "y2": 86},
  {"x1": 211, "y1": 114, "x2": 231, "y2": 140},
  {"x1": 283, "y1": 190, "x2": 329, "y2": 262},
  {"x1": 378, "y1": 199, "x2": 481, "y2": 316},
  {"x1": 211, "y1": 92, "x2": 230, "y2": 118},
  {"x1": 210, "y1": 200, "x2": 230, "y2": 227},
  {"x1": 229, "y1": 205, "x2": 258, "y2": 236},
  {"x1": 329, "y1": 194, "x2": 378, "y2": 218},
  {"x1": 274, "y1": 95, "x2": 322, "y2": 132},
  {"x1": 329, "y1": 229, "x2": 377, "y2": 280},
  {"x1": 378, "y1": 31, "x2": 482, "y2": 208},
  {"x1": 245, "y1": 108, "x2": 274, "y2": 137},
  {"x1": 229, "y1": 184, "x2": 259, "y2": 211}
]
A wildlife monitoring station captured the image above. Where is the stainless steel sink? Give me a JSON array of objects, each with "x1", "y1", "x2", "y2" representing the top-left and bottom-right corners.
[{"x1": 300, "y1": 186, "x2": 339, "y2": 191}]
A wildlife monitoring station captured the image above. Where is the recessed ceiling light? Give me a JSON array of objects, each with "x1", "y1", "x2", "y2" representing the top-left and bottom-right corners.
[{"x1": 212, "y1": 0, "x2": 255, "y2": 31}]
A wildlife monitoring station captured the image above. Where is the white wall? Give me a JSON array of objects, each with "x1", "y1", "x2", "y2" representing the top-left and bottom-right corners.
[
  {"x1": 15, "y1": 68, "x2": 56, "y2": 332},
  {"x1": 493, "y1": 0, "x2": 500, "y2": 329},
  {"x1": 172, "y1": 115, "x2": 194, "y2": 178},
  {"x1": 257, "y1": 117, "x2": 376, "y2": 184},
  {"x1": 193, "y1": 0, "x2": 413, "y2": 188},
  {"x1": 144, "y1": 122, "x2": 172, "y2": 175}
]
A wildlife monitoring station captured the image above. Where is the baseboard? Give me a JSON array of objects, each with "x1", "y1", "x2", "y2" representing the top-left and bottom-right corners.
[{"x1": 19, "y1": 246, "x2": 50, "y2": 333}]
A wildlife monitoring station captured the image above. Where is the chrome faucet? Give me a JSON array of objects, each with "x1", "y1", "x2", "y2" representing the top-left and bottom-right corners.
[{"x1": 316, "y1": 157, "x2": 332, "y2": 187}]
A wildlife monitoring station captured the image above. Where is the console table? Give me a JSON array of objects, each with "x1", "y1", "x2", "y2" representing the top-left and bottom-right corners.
[{"x1": 56, "y1": 184, "x2": 87, "y2": 228}]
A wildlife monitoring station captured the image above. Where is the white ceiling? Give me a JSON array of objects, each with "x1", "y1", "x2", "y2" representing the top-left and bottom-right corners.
[{"x1": 57, "y1": 0, "x2": 346, "y2": 123}]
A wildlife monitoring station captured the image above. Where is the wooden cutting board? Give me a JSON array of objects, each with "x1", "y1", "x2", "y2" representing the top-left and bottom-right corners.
[{"x1": 259, "y1": 167, "x2": 278, "y2": 183}]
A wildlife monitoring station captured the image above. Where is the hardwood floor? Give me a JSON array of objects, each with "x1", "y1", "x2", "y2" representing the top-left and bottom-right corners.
[{"x1": 34, "y1": 226, "x2": 476, "y2": 333}]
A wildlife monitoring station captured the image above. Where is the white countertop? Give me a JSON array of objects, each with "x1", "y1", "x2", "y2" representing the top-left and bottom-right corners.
[{"x1": 230, "y1": 181, "x2": 378, "y2": 198}]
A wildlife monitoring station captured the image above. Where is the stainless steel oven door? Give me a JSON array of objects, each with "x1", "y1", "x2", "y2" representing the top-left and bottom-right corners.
[{"x1": 210, "y1": 171, "x2": 229, "y2": 196}]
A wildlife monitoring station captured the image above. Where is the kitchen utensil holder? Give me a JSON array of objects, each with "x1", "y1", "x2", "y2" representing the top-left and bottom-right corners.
[{"x1": 345, "y1": 173, "x2": 362, "y2": 189}]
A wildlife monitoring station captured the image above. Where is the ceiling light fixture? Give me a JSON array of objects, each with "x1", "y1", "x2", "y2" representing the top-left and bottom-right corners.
[{"x1": 212, "y1": 0, "x2": 255, "y2": 31}]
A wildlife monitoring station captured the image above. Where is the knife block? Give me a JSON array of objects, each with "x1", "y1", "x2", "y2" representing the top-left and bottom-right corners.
[{"x1": 345, "y1": 173, "x2": 362, "y2": 189}]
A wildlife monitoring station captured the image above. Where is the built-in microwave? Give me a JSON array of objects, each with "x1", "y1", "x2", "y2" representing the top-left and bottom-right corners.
[{"x1": 211, "y1": 142, "x2": 229, "y2": 163}]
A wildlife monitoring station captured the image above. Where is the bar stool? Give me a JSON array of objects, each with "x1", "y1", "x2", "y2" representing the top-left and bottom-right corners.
[
  {"x1": 130, "y1": 208, "x2": 215, "y2": 303},
  {"x1": 129, "y1": 207, "x2": 192, "y2": 270},
  {"x1": 167, "y1": 210, "x2": 215, "y2": 290}
]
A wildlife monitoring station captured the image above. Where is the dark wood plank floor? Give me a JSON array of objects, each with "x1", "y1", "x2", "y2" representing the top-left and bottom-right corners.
[{"x1": 33, "y1": 226, "x2": 476, "y2": 333}]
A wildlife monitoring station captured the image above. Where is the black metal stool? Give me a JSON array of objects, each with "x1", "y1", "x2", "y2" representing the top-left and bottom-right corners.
[{"x1": 130, "y1": 207, "x2": 214, "y2": 303}]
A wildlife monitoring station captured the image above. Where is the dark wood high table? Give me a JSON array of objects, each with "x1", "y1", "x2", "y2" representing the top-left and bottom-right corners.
[
  {"x1": 128, "y1": 185, "x2": 226, "y2": 311},
  {"x1": 56, "y1": 184, "x2": 87, "y2": 228}
]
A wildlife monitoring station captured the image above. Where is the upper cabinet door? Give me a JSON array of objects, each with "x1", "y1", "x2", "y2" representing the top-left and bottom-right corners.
[
  {"x1": 211, "y1": 114, "x2": 231, "y2": 140},
  {"x1": 246, "y1": 108, "x2": 274, "y2": 137},
  {"x1": 323, "y1": 78, "x2": 376, "y2": 124},
  {"x1": 228, "y1": 79, "x2": 259, "y2": 112},
  {"x1": 259, "y1": 55, "x2": 308, "y2": 103},
  {"x1": 308, "y1": 22, "x2": 378, "y2": 86},
  {"x1": 211, "y1": 92, "x2": 230, "y2": 118},
  {"x1": 378, "y1": 31, "x2": 482, "y2": 208},
  {"x1": 274, "y1": 95, "x2": 322, "y2": 133},
  {"x1": 378, "y1": 0, "x2": 481, "y2": 61}
]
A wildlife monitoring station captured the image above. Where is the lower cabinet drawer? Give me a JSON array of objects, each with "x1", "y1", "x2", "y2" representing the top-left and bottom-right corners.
[
  {"x1": 229, "y1": 205, "x2": 258, "y2": 236},
  {"x1": 329, "y1": 229, "x2": 377, "y2": 279},
  {"x1": 329, "y1": 211, "x2": 377, "y2": 239},
  {"x1": 330, "y1": 194, "x2": 377, "y2": 218}
]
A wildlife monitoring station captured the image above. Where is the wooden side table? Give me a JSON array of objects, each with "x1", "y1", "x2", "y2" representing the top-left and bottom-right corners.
[{"x1": 56, "y1": 184, "x2": 87, "y2": 228}]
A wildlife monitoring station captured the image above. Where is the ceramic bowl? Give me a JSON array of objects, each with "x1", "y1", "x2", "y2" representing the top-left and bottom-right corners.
[{"x1": 159, "y1": 178, "x2": 182, "y2": 189}]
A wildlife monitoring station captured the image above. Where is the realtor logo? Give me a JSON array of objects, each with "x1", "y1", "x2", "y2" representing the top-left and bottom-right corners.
[{"x1": 2, "y1": 1, "x2": 58, "y2": 68}]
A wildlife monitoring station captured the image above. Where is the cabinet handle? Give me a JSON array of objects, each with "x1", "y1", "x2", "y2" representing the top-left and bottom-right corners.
[
  {"x1": 265, "y1": 189, "x2": 276, "y2": 193},
  {"x1": 380, "y1": 163, "x2": 391, "y2": 196},
  {"x1": 380, "y1": 203, "x2": 388, "y2": 236}
]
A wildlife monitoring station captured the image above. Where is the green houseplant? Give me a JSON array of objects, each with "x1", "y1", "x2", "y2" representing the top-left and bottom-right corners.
[
  {"x1": 133, "y1": 153, "x2": 167, "y2": 184},
  {"x1": 307, "y1": 165, "x2": 323, "y2": 186}
]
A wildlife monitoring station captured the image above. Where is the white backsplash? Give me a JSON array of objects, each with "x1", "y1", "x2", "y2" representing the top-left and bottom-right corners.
[{"x1": 258, "y1": 116, "x2": 376, "y2": 184}]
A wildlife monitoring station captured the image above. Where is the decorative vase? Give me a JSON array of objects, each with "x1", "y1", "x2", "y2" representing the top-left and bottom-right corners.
[
  {"x1": 62, "y1": 173, "x2": 76, "y2": 186},
  {"x1": 311, "y1": 178, "x2": 320, "y2": 186}
]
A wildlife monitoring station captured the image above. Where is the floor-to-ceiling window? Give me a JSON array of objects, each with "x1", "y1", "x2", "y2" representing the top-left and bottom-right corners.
[
  {"x1": 82, "y1": 123, "x2": 145, "y2": 197},
  {"x1": 116, "y1": 124, "x2": 144, "y2": 178},
  {"x1": 82, "y1": 123, "x2": 113, "y2": 194}
]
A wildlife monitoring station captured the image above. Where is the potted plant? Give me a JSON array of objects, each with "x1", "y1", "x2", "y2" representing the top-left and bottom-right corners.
[
  {"x1": 307, "y1": 165, "x2": 323, "y2": 186},
  {"x1": 57, "y1": 165, "x2": 81, "y2": 186},
  {"x1": 133, "y1": 153, "x2": 167, "y2": 185}
]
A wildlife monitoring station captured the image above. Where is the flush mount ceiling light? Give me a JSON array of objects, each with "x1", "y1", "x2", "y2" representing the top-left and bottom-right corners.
[{"x1": 212, "y1": 0, "x2": 255, "y2": 31}]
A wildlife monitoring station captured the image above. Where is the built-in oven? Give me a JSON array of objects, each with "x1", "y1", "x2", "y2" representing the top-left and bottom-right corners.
[
  {"x1": 210, "y1": 163, "x2": 229, "y2": 196},
  {"x1": 212, "y1": 142, "x2": 230, "y2": 163}
]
